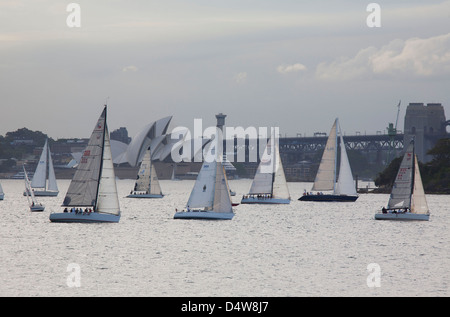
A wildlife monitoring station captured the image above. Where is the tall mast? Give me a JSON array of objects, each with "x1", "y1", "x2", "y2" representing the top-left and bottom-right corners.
[
  {"x1": 333, "y1": 118, "x2": 338, "y2": 194},
  {"x1": 409, "y1": 139, "x2": 415, "y2": 209}
]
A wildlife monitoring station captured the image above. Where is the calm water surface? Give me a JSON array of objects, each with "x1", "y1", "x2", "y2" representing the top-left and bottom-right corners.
[{"x1": 0, "y1": 179, "x2": 448, "y2": 296}]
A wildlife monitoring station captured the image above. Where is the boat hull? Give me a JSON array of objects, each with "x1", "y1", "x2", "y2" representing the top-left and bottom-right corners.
[
  {"x1": 174, "y1": 211, "x2": 234, "y2": 220},
  {"x1": 30, "y1": 206, "x2": 45, "y2": 212},
  {"x1": 126, "y1": 194, "x2": 164, "y2": 198},
  {"x1": 374, "y1": 212, "x2": 429, "y2": 221},
  {"x1": 49, "y1": 212, "x2": 120, "y2": 223},
  {"x1": 298, "y1": 194, "x2": 358, "y2": 202},
  {"x1": 23, "y1": 190, "x2": 59, "y2": 197},
  {"x1": 241, "y1": 197, "x2": 291, "y2": 204}
]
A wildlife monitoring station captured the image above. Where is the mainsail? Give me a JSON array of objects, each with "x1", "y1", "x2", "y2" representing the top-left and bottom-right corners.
[
  {"x1": 312, "y1": 119, "x2": 337, "y2": 192},
  {"x1": 186, "y1": 137, "x2": 232, "y2": 213},
  {"x1": 24, "y1": 165, "x2": 42, "y2": 209},
  {"x1": 132, "y1": 148, "x2": 163, "y2": 195}
]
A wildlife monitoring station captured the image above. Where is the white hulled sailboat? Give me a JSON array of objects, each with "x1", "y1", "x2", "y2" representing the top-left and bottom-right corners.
[
  {"x1": 23, "y1": 139, "x2": 59, "y2": 197},
  {"x1": 50, "y1": 106, "x2": 121, "y2": 223},
  {"x1": 375, "y1": 140, "x2": 430, "y2": 221},
  {"x1": 299, "y1": 118, "x2": 358, "y2": 202},
  {"x1": 241, "y1": 129, "x2": 290, "y2": 204},
  {"x1": 0, "y1": 182, "x2": 4, "y2": 200},
  {"x1": 24, "y1": 165, "x2": 45, "y2": 212},
  {"x1": 127, "y1": 147, "x2": 164, "y2": 198},
  {"x1": 174, "y1": 135, "x2": 234, "y2": 220}
]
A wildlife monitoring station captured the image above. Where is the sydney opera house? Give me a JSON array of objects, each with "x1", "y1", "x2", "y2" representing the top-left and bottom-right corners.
[
  {"x1": 112, "y1": 116, "x2": 175, "y2": 166},
  {"x1": 111, "y1": 115, "x2": 217, "y2": 164}
]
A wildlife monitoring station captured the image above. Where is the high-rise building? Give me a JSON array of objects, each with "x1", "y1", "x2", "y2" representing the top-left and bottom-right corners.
[
  {"x1": 110, "y1": 127, "x2": 131, "y2": 144},
  {"x1": 403, "y1": 103, "x2": 447, "y2": 162}
]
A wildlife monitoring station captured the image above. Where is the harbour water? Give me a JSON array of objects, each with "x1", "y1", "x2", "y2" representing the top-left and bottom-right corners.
[{"x1": 0, "y1": 179, "x2": 448, "y2": 297}]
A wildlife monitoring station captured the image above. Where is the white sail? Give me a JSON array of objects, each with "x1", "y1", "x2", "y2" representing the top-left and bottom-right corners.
[
  {"x1": 171, "y1": 164, "x2": 177, "y2": 180},
  {"x1": 335, "y1": 128, "x2": 357, "y2": 196},
  {"x1": 24, "y1": 166, "x2": 40, "y2": 206},
  {"x1": 387, "y1": 141, "x2": 414, "y2": 209},
  {"x1": 312, "y1": 119, "x2": 337, "y2": 192},
  {"x1": 247, "y1": 130, "x2": 290, "y2": 199},
  {"x1": 149, "y1": 162, "x2": 162, "y2": 195},
  {"x1": 63, "y1": 109, "x2": 106, "y2": 207},
  {"x1": 212, "y1": 161, "x2": 233, "y2": 213},
  {"x1": 96, "y1": 126, "x2": 120, "y2": 215},
  {"x1": 31, "y1": 140, "x2": 48, "y2": 189},
  {"x1": 47, "y1": 150, "x2": 58, "y2": 192},
  {"x1": 248, "y1": 137, "x2": 275, "y2": 194},
  {"x1": 411, "y1": 156, "x2": 429, "y2": 214},
  {"x1": 186, "y1": 141, "x2": 217, "y2": 210},
  {"x1": 272, "y1": 137, "x2": 290, "y2": 200},
  {"x1": 133, "y1": 148, "x2": 152, "y2": 192}
]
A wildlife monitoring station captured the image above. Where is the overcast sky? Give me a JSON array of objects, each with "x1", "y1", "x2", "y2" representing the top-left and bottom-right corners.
[{"x1": 1, "y1": 0, "x2": 450, "y2": 139}]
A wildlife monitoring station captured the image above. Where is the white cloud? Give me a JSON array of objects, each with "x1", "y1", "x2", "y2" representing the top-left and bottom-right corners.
[
  {"x1": 235, "y1": 72, "x2": 247, "y2": 84},
  {"x1": 316, "y1": 33, "x2": 450, "y2": 81},
  {"x1": 277, "y1": 63, "x2": 307, "y2": 74},
  {"x1": 122, "y1": 65, "x2": 138, "y2": 72}
]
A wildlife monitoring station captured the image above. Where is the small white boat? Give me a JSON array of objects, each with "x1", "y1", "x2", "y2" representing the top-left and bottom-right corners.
[
  {"x1": 49, "y1": 106, "x2": 121, "y2": 223},
  {"x1": 23, "y1": 165, "x2": 45, "y2": 212},
  {"x1": 375, "y1": 140, "x2": 430, "y2": 221},
  {"x1": 126, "y1": 147, "x2": 164, "y2": 198},
  {"x1": 23, "y1": 139, "x2": 59, "y2": 197},
  {"x1": 299, "y1": 118, "x2": 358, "y2": 202},
  {"x1": 174, "y1": 135, "x2": 234, "y2": 220},
  {"x1": 241, "y1": 128, "x2": 291, "y2": 205}
]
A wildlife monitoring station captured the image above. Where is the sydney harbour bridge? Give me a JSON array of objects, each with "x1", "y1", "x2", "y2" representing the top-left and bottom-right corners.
[{"x1": 225, "y1": 133, "x2": 404, "y2": 165}]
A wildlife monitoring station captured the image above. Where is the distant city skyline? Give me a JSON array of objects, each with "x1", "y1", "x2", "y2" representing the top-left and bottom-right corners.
[{"x1": 1, "y1": 1, "x2": 449, "y2": 139}]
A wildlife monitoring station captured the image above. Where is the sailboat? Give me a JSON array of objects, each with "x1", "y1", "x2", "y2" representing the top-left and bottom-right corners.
[
  {"x1": 375, "y1": 140, "x2": 430, "y2": 221},
  {"x1": 49, "y1": 106, "x2": 121, "y2": 223},
  {"x1": 24, "y1": 165, "x2": 45, "y2": 212},
  {"x1": 127, "y1": 147, "x2": 164, "y2": 198},
  {"x1": 171, "y1": 163, "x2": 181, "y2": 181},
  {"x1": 299, "y1": 118, "x2": 358, "y2": 202},
  {"x1": 241, "y1": 129, "x2": 291, "y2": 204},
  {"x1": 174, "y1": 136, "x2": 234, "y2": 220},
  {"x1": 0, "y1": 182, "x2": 4, "y2": 200},
  {"x1": 23, "y1": 139, "x2": 59, "y2": 197}
]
